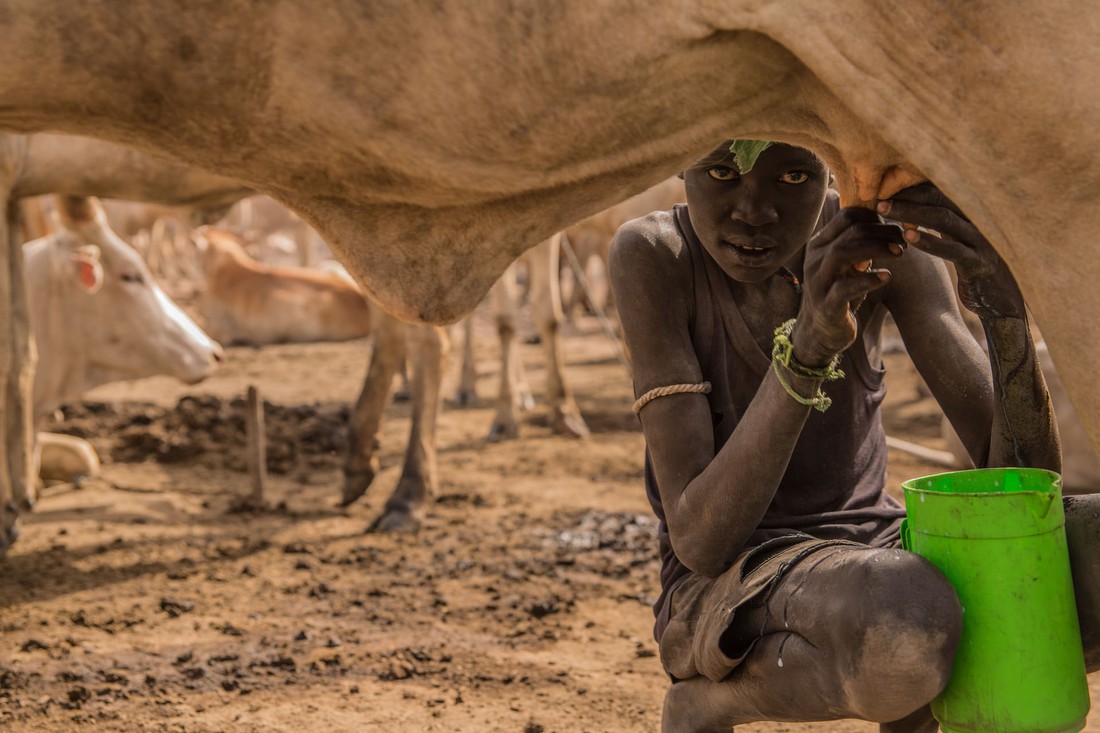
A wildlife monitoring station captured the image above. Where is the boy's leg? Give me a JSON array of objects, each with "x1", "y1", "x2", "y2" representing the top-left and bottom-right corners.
[{"x1": 662, "y1": 545, "x2": 962, "y2": 733}]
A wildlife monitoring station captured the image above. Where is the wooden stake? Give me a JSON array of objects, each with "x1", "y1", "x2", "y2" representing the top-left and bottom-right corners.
[{"x1": 244, "y1": 384, "x2": 268, "y2": 508}]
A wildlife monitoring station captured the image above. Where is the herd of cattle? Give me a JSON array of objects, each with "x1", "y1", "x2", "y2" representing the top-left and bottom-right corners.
[
  {"x1": 18, "y1": 172, "x2": 693, "y2": 540},
  {"x1": 1, "y1": 3, "x2": 1098, "y2": 555},
  {"x1": 17, "y1": 166, "x2": 1100, "y2": 552}
]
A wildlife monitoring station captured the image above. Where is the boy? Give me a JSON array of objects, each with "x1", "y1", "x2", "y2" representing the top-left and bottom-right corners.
[{"x1": 609, "y1": 140, "x2": 1094, "y2": 732}]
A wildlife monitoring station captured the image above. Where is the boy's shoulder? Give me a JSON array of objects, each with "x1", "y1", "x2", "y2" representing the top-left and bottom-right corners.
[{"x1": 611, "y1": 207, "x2": 686, "y2": 259}]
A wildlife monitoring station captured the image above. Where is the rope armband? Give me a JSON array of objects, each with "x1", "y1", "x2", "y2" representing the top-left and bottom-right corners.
[{"x1": 632, "y1": 382, "x2": 712, "y2": 414}]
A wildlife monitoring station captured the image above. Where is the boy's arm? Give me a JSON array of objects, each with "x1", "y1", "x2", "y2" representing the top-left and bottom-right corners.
[
  {"x1": 610, "y1": 209, "x2": 903, "y2": 576},
  {"x1": 610, "y1": 214, "x2": 820, "y2": 576},
  {"x1": 881, "y1": 186, "x2": 1060, "y2": 471}
]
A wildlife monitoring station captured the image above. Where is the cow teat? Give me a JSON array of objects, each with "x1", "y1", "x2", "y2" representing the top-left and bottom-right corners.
[{"x1": 836, "y1": 164, "x2": 927, "y2": 209}]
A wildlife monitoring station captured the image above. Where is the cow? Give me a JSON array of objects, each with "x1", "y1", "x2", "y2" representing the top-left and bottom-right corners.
[
  {"x1": 458, "y1": 182, "x2": 686, "y2": 443},
  {"x1": 192, "y1": 226, "x2": 371, "y2": 346},
  {"x1": 455, "y1": 234, "x2": 591, "y2": 442},
  {"x1": 1, "y1": 2, "x2": 1099, "y2": 548},
  {"x1": 181, "y1": 225, "x2": 445, "y2": 532},
  {"x1": 0, "y1": 131, "x2": 249, "y2": 549},
  {"x1": 28, "y1": 195, "x2": 224, "y2": 421},
  {"x1": 25, "y1": 195, "x2": 225, "y2": 486},
  {"x1": 100, "y1": 198, "x2": 234, "y2": 290},
  {"x1": 218, "y1": 194, "x2": 333, "y2": 269},
  {"x1": 561, "y1": 177, "x2": 687, "y2": 325}
]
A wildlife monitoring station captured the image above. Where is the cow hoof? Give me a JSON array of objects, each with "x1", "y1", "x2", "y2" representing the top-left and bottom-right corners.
[
  {"x1": 1, "y1": 517, "x2": 20, "y2": 555},
  {"x1": 487, "y1": 420, "x2": 519, "y2": 443},
  {"x1": 552, "y1": 410, "x2": 591, "y2": 439},
  {"x1": 339, "y1": 467, "x2": 377, "y2": 507},
  {"x1": 367, "y1": 507, "x2": 422, "y2": 534},
  {"x1": 454, "y1": 388, "x2": 478, "y2": 408}
]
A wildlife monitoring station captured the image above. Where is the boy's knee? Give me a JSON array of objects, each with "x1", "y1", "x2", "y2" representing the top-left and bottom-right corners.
[{"x1": 834, "y1": 550, "x2": 963, "y2": 721}]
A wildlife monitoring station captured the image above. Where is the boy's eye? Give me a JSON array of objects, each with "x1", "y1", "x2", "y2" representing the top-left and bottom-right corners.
[
  {"x1": 780, "y1": 171, "x2": 810, "y2": 184},
  {"x1": 707, "y1": 166, "x2": 738, "y2": 181}
]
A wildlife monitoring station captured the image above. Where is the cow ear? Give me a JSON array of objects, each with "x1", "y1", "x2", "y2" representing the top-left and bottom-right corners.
[
  {"x1": 191, "y1": 228, "x2": 210, "y2": 253},
  {"x1": 70, "y1": 245, "x2": 104, "y2": 294}
]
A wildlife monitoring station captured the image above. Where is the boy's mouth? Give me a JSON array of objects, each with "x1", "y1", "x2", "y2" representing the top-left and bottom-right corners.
[
  {"x1": 730, "y1": 242, "x2": 768, "y2": 253},
  {"x1": 724, "y1": 239, "x2": 777, "y2": 265}
]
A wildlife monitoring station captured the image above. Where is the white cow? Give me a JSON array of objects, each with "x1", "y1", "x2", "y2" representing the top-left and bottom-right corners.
[
  {"x1": 192, "y1": 227, "x2": 371, "y2": 346},
  {"x1": 457, "y1": 181, "x2": 686, "y2": 442},
  {"x1": 25, "y1": 195, "x2": 224, "y2": 483},
  {"x1": 0, "y1": 131, "x2": 247, "y2": 549},
  {"x1": 456, "y1": 234, "x2": 590, "y2": 442}
]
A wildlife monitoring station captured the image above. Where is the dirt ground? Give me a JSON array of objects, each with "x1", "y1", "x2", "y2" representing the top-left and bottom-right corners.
[{"x1": 3, "y1": 301, "x2": 1099, "y2": 732}]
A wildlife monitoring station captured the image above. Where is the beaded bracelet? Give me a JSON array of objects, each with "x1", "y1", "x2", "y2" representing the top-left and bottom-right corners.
[{"x1": 771, "y1": 318, "x2": 845, "y2": 412}]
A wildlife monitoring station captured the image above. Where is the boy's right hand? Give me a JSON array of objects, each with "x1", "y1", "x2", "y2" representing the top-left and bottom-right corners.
[{"x1": 791, "y1": 208, "x2": 905, "y2": 367}]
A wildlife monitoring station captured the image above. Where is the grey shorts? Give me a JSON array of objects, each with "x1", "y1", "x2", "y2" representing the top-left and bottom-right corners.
[{"x1": 659, "y1": 534, "x2": 866, "y2": 682}]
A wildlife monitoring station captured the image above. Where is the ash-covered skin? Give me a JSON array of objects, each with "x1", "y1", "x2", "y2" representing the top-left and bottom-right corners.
[
  {"x1": 879, "y1": 184, "x2": 1059, "y2": 469},
  {"x1": 610, "y1": 141, "x2": 1072, "y2": 731}
]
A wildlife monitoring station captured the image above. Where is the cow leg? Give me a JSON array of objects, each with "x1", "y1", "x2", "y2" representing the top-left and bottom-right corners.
[
  {"x1": 527, "y1": 235, "x2": 589, "y2": 439},
  {"x1": 392, "y1": 357, "x2": 412, "y2": 402},
  {"x1": 369, "y1": 323, "x2": 449, "y2": 533},
  {"x1": 454, "y1": 314, "x2": 479, "y2": 407},
  {"x1": 1, "y1": 201, "x2": 36, "y2": 553},
  {"x1": 487, "y1": 264, "x2": 532, "y2": 441},
  {"x1": 341, "y1": 303, "x2": 405, "y2": 506}
]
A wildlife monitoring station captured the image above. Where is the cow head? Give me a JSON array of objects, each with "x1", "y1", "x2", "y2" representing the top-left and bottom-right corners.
[{"x1": 26, "y1": 195, "x2": 224, "y2": 419}]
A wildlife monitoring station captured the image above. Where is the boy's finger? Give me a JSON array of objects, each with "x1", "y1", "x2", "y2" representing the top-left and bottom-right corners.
[
  {"x1": 825, "y1": 270, "x2": 891, "y2": 309},
  {"x1": 904, "y1": 230, "x2": 984, "y2": 271},
  {"x1": 825, "y1": 226, "x2": 906, "y2": 271},
  {"x1": 879, "y1": 198, "x2": 982, "y2": 244},
  {"x1": 881, "y1": 183, "x2": 970, "y2": 222}
]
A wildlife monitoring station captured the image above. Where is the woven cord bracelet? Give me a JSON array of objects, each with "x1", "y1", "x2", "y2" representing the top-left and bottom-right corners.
[
  {"x1": 632, "y1": 382, "x2": 712, "y2": 414},
  {"x1": 771, "y1": 318, "x2": 845, "y2": 412}
]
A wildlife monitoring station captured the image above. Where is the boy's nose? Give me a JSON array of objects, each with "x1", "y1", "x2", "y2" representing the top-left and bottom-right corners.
[{"x1": 729, "y1": 195, "x2": 778, "y2": 227}]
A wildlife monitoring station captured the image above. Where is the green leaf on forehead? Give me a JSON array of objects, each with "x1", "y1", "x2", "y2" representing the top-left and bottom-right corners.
[{"x1": 729, "y1": 140, "x2": 773, "y2": 174}]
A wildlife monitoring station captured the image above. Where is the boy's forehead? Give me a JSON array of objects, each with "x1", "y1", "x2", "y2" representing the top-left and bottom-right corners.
[
  {"x1": 690, "y1": 141, "x2": 822, "y2": 169},
  {"x1": 694, "y1": 141, "x2": 736, "y2": 167}
]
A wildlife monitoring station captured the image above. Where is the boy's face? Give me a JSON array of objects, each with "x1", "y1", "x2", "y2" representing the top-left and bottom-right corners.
[{"x1": 684, "y1": 141, "x2": 829, "y2": 283}]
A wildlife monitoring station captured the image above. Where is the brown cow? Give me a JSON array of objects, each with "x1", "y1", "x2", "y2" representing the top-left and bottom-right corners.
[{"x1": 193, "y1": 227, "x2": 371, "y2": 346}]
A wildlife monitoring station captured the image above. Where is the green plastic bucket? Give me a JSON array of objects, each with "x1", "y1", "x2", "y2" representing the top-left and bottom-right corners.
[{"x1": 900, "y1": 467, "x2": 1089, "y2": 733}]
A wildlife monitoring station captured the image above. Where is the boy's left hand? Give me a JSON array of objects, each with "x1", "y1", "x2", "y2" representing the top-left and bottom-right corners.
[{"x1": 878, "y1": 184, "x2": 1026, "y2": 320}]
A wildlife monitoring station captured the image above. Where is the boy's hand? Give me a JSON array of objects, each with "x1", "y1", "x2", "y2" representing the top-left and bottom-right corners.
[
  {"x1": 792, "y1": 208, "x2": 904, "y2": 367},
  {"x1": 878, "y1": 184, "x2": 1026, "y2": 320}
]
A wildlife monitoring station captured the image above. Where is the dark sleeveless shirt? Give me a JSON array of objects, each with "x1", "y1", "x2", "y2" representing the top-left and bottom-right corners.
[{"x1": 645, "y1": 205, "x2": 905, "y2": 641}]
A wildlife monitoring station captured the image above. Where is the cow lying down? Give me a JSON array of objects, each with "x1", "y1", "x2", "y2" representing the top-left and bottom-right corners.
[
  {"x1": 193, "y1": 227, "x2": 371, "y2": 346},
  {"x1": 25, "y1": 195, "x2": 224, "y2": 487}
]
